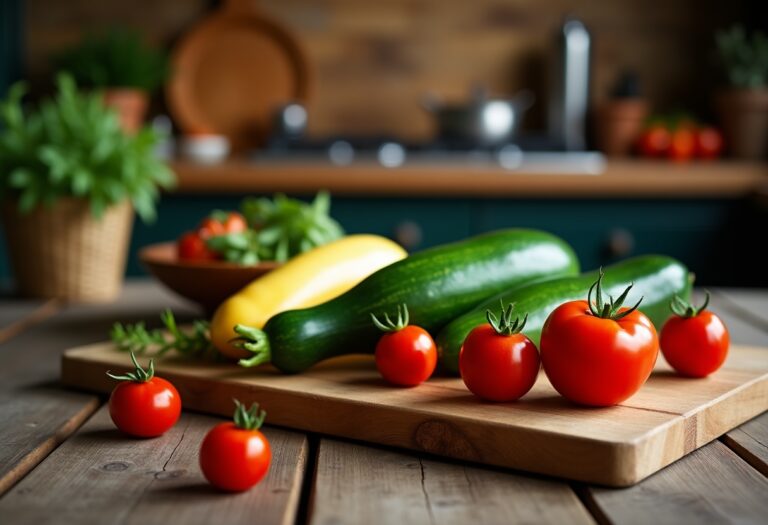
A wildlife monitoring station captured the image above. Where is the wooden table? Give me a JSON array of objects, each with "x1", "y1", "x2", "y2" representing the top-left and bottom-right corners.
[{"x1": 0, "y1": 282, "x2": 766, "y2": 524}]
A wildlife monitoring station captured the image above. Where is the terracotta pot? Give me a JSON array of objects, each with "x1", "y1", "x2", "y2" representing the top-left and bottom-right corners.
[
  {"x1": 716, "y1": 88, "x2": 768, "y2": 160},
  {"x1": 595, "y1": 98, "x2": 649, "y2": 157},
  {"x1": 103, "y1": 88, "x2": 149, "y2": 134},
  {"x1": 1, "y1": 198, "x2": 134, "y2": 302}
]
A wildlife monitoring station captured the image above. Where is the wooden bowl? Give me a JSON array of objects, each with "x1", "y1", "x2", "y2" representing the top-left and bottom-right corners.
[{"x1": 139, "y1": 242, "x2": 280, "y2": 313}]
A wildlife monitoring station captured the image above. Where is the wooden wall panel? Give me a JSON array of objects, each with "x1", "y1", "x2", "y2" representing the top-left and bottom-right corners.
[{"x1": 25, "y1": 0, "x2": 743, "y2": 139}]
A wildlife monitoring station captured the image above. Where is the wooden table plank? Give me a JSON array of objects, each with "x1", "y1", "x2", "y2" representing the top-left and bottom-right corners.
[
  {"x1": 309, "y1": 439, "x2": 594, "y2": 525},
  {"x1": 712, "y1": 289, "x2": 768, "y2": 476},
  {"x1": 0, "y1": 298, "x2": 59, "y2": 342},
  {"x1": 722, "y1": 414, "x2": 768, "y2": 477},
  {"x1": 0, "y1": 406, "x2": 308, "y2": 525},
  {"x1": 0, "y1": 281, "x2": 198, "y2": 496},
  {"x1": 715, "y1": 288, "x2": 768, "y2": 327},
  {"x1": 585, "y1": 441, "x2": 768, "y2": 525}
]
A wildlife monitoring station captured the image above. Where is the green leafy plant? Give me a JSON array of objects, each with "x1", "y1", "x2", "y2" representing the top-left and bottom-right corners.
[
  {"x1": 54, "y1": 29, "x2": 168, "y2": 92},
  {"x1": 0, "y1": 73, "x2": 174, "y2": 221},
  {"x1": 716, "y1": 25, "x2": 768, "y2": 88},
  {"x1": 208, "y1": 192, "x2": 345, "y2": 263}
]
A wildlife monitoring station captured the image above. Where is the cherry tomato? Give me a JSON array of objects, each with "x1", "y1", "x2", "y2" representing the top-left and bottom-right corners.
[
  {"x1": 540, "y1": 272, "x2": 659, "y2": 407},
  {"x1": 661, "y1": 293, "x2": 729, "y2": 377},
  {"x1": 459, "y1": 304, "x2": 539, "y2": 402},
  {"x1": 198, "y1": 217, "x2": 227, "y2": 239},
  {"x1": 223, "y1": 212, "x2": 248, "y2": 234},
  {"x1": 177, "y1": 231, "x2": 219, "y2": 261},
  {"x1": 107, "y1": 353, "x2": 181, "y2": 438},
  {"x1": 200, "y1": 400, "x2": 271, "y2": 492},
  {"x1": 694, "y1": 127, "x2": 724, "y2": 160},
  {"x1": 637, "y1": 125, "x2": 671, "y2": 157},
  {"x1": 198, "y1": 211, "x2": 248, "y2": 239},
  {"x1": 372, "y1": 304, "x2": 436, "y2": 386},
  {"x1": 668, "y1": 128, "x2": 696, "y2": 161}
]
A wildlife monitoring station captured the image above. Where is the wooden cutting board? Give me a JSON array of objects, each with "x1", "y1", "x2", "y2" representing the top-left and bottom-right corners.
[{"x1": 61, "y1": 343, "x2": 768, "y2": 487}]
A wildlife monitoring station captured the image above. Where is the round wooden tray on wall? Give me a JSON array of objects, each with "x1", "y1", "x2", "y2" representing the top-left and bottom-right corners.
[{"x1": 167, "y1": 0, "x2": 309, "y2": 152}]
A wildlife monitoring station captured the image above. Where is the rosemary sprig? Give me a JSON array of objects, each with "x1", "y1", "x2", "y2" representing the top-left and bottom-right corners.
[{"x1": 110, "y1": 309, "x2": 219, "y2": 359}]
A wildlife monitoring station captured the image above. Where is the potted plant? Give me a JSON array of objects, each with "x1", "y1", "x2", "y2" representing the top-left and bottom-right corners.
[
  {"x1": 715, "y1": 26, "x2": 768, "y2": 159},
  {"x1": 54, "y1": 29, "x2": 167, "y2": 133},
  {"x1": 0, "y1": 73, "x2": 174, "y2": 302}
]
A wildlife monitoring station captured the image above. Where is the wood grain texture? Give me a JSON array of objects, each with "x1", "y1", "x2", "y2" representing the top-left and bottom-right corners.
[
  {"x1": 0, "y1": 390, "x2": 99, "y2": 496},
  {"x1": 0, "y1": 299, "x2": 60, "y2": 344},
  {"x1": 722, "y1": 413, "x2": 768, "y2": 477},
  {"x1": 171, "y1": 159, "x2": 767, "y2": 197},
  {"x1": 0, "y1": 406, "x2": 308, "y2": 525},
  {"x1": 585, "y1": 441, "x2": 768, "y2": 525},
  {"x1": 712, "y1": 289, "x2": 768, "y2": 476},
  {"x1": 0, "y1": 282, "x2": 197, "y2": 496},
  {"x1": 61, "y1": 342, "x2": 768, "y2": 486},
  {"x1": 310, "y1": 439, "x2": 595, "y2": 525},
  {"x1": 714, "y1": 288, "x2": 768, "y2": 333}
]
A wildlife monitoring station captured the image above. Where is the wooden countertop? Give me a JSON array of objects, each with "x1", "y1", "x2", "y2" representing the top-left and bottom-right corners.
[{"x1": 173, "y1": 158, "x2": 768, "y2": 198}]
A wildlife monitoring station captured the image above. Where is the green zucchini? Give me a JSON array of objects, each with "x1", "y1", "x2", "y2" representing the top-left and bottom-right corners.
[
  {"x1": 436, "y1": 255, "x2": 691, "y2": 375},
  {"x1": 234, "y1": 229, "x2": 579, "y2": 373}
]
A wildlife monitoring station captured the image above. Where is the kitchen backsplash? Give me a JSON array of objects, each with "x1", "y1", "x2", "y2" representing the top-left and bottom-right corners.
[{"x1": 26, "y1": 0, "x2": 741, "y2": 139}]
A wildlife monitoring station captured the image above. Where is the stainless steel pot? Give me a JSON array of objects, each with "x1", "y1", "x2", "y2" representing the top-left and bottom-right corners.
[{"x1": 422, "y1": 88, "x2": 534, "y2": 146}]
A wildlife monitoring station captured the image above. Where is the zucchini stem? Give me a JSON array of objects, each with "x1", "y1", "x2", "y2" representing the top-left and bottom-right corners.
[{"x1": 231, "y1": 324, "x2": 271, "y2": 367}]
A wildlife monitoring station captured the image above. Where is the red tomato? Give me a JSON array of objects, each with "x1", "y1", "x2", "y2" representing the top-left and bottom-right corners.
[
  {"x1": 198, "y1": 211, "x2": 247, "y2": 239},
  {"x1": 198, "y1": 217, "x2": 227, "y2": 239},
  {"x1": 107, "y1": 353, "x2": 181, "y2": 438},
  {"x1": 200, "y1": 401, "x2": 271, "y2": 492},
  {"x1": 660, "y1": 293, "x2": 729, "y2": 377},
  {"x1": 637, "y1": 125, "x2": 671, "y2": 157},
  {"x1": 459, "y1": 305, "x2": 539, "y2": 402},
  {"x1": 694, "y1": 127, "x2": 724, "y2": 160},
  {"x1": 540, "y1": 274, "x2": 659, "y2": 406},
  {"x1": 668, "y1": 128, "x2": 696, "y2": 161},
  {"x1": 372, "y1": 304, "x2": 437, "y2": 386},
  {"x1": 224, "y1": 212, "x2": 248, "y2": 234},
  {"x1": 177, "y1": 231, "x2": 219, "y2": 261}
]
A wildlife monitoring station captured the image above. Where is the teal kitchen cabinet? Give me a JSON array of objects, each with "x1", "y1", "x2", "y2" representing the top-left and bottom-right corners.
[
  {"x1": 476, "y1": 198, "x2": 742, "y2": 284},
  {"x1": 2, "y1": 194, "x2": 757, "y2": 287}
]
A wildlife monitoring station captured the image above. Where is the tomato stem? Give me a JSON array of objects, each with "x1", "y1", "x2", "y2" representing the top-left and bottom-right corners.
[
  {"x1": 232, "y1": 399, "x2": 267, "y2": 430},
  {"x1": 106, "y1": 351, "x2": 155, "y2": 382},
  {"x1": 231, "y1": 324, "x2": 272, "y2": 367},
  {"x1": 370, "y1": 304, "x2": 410, "y2": 332},
  {"x1": 486, "y1": 301, "x2": 528, "y2": 335},
  {"x1": 670, "y1": 290, "x2": 710, "y2": 318},
  {"x1": 587, "y1": 268, "x2": 643, "y2": 321}
]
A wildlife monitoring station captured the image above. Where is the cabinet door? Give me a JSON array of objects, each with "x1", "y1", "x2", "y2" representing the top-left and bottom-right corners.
[
  {"x1": 478, "y1": 198, "x2": 736, "y2": 284},
  {"x1": 331, "y1": 197, "x2": 474, "y2": 252}
]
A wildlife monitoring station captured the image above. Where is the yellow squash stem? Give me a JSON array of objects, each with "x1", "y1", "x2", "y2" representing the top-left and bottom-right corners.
[{"x1": 210, "y1": 234, "x2": 407, "y2": 359}]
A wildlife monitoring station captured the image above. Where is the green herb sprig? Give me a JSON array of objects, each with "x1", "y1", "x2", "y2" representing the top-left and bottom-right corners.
[{"x1": 110, "y1": 309, "x2": 218, "y2": 359}]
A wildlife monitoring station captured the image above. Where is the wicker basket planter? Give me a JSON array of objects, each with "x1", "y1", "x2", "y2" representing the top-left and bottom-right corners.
[{"x1": 1, "y1": 198, "x2": 134, "y2": 302}]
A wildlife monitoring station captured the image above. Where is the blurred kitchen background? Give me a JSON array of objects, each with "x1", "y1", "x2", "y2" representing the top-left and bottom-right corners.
[{"x1": 1, "y1": 0, "x2": 768, "y2": 293}]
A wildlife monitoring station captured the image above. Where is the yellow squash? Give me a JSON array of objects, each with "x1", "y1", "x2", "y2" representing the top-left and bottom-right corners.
[{"x1": 211, "y1": 234, "x2": 407, "y2": 358}]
